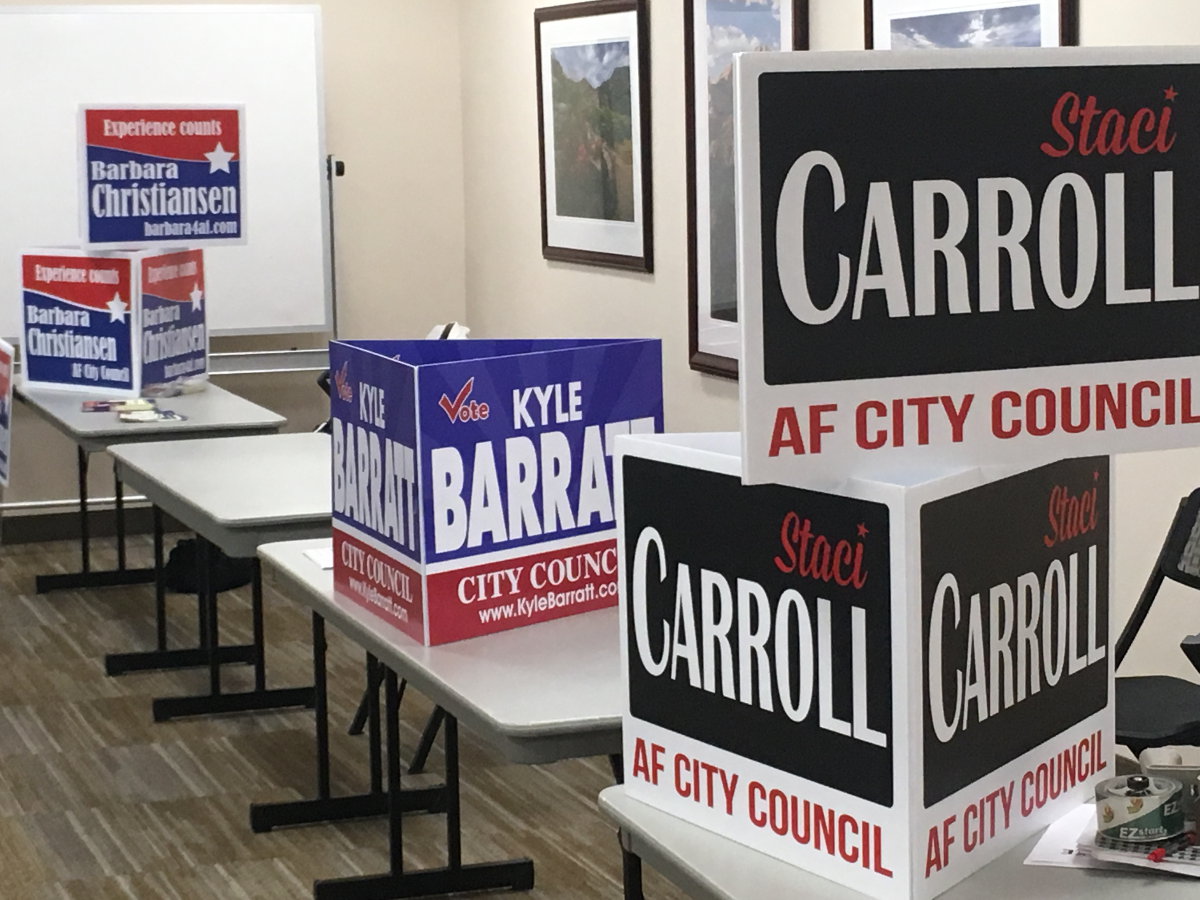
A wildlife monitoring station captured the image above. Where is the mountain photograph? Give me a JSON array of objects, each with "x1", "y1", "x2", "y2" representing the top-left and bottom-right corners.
[{"x1": 550, "y1": 41, "x2": 635, "y2": 222}]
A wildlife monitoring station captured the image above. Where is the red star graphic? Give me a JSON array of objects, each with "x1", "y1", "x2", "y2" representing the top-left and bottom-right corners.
[
  {"x1": 856, "y1": 522, "x2": 869, "y2": 538},
  {"x1": 1165, "y1": 85, "x2": 1179, "y2": 102}
]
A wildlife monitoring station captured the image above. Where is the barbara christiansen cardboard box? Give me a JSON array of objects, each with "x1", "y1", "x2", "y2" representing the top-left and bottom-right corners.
[
  {"x1": 617, "y1": 432, "x2": 1113, "y2": 899},
  {"x1": 330, "y1": 337, "x2": 663, "y2": 645},
  {"x1": 21, "y1": 247, "x2": 207, "y2": 395}
]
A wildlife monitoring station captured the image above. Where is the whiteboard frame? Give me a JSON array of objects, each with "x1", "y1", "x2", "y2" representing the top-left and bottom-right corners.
[{"x1": 3, "y1": 4, "x2": 333, "y2": 340}]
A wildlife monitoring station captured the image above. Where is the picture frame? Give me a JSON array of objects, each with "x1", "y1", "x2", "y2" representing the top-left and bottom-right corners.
[
  {"x1": 865, "y1": 0, "x2": 1078, "y2": 51},
  {"x1": 687, "y1": 0, "x2": 809, "y2": 378},
  {"x1": 535, "y1": 0, "x2": 653, "y2": 272}
]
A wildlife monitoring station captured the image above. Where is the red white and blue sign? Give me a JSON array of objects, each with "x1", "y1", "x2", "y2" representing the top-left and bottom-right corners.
[
  {"x1": 0, "y1": 337, "x2": 12, "y2": 486},
  {"x1": 140, "y1": 249, "x2": 207, "y2": 386},
  {"x1": 330, "y1": 337, "x2": 663, "y2": 645},
  {"x1": 21, "y1": 248, "x2": 208, "y2": 395},
  {"x1": 22, "y1": 253, "x2": 135, "y2": 392},
  {"x1": 81, "y1": 107, "x2": 244, "y2": 247}
]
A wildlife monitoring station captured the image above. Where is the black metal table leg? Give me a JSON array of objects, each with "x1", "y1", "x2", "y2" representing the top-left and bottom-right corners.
[
  {"x1": 250, "y1": 619, "x2": 438, "y2": 833},
  {"x1": 152, "y1": 536, "x2": 314, "y2": 722},
  {"x1": 35, "y1": 448, "x2": 156, "y2": 593},
  {"x1": 408, "y1": 707, "x2": 445, "y2": 775},
  {"x1": 204, "y1": 537, "x2": 220, "y2": 696},
  {"x1": 312, "y1": 702, "x2": 534, "y2": 899},
  {"x1": 154, "y1": 507, "x2": 166, "y2": 651},
  {"x1": 368, "y1": 654, "x2": 385, "y2": 794},
  {"x1": 610, "y1": 753, "x2": 646, "y2": 900},
  {"x1": 114, "y1": 471, "x2": 126, "y2": 571},
  {"x1": 252, "y1": 559, "x2": 267, "y2": 692},
  {"x1": 106, "y1": 512, "x2": 258, "y2": 677},
  {"x1": 79, "y1": 447, "x2": 89, "y2": 573}
]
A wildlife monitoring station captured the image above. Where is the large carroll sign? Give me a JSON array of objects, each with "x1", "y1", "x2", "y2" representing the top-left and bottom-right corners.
[
  {"x1": 737, "y1": 48, "x2": 1200, "y2": 485},
  {"x1": 81, "y1": 106, "x2": 243, "y2": 247},
  {"x1": 619, "y1": 434, "x2": 1112, "y2": 899}
]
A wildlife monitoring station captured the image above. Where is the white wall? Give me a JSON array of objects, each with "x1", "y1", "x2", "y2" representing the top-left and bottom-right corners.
[
  {"x1": 459, "y1": 0, "x2": 1200, "y2": 681},
  {"x1": 4, "y1": 0, "x2": 466, "y2": 512}
]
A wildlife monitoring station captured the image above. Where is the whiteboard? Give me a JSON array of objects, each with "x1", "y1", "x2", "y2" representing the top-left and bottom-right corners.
[{"x1": 1, "y1": 5, "x2": 330, "y2": 340}]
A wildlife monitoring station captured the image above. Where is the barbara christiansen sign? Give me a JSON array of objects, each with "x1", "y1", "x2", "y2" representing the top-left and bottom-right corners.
[{"x1": 737, "y1": 48, "x2": 1200, "y2": 485}]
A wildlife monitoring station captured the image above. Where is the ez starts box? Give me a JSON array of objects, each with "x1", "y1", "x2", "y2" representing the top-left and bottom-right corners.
[
  {"x1": 617, "y1": 433, "x2": 1113, "y2": 899},
  {"x1": 330, "y1": 338, "x2": 663, "y2": 645},
  {"x1": 21, "y1": 248, "x2": 208, "y2": 395}
]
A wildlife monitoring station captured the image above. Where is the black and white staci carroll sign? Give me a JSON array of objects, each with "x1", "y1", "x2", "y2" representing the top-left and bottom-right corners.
[
  {"x1": 623, "y1": 453, "x2": 895, "y2": 805},
  {"x1": 737, "y1": 48, "x2": 1200, "y2": 485},
  {"x1": 618, "y1": 434, "x2": 1113, "y2": 899},
  {"x1": 921, "y1": 457, "x2": 1109, "y2": 807}
]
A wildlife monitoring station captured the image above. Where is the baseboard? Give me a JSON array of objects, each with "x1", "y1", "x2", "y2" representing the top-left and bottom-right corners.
[{"x1": 1, "y1": 506, "x2": 185, "y2": 545}]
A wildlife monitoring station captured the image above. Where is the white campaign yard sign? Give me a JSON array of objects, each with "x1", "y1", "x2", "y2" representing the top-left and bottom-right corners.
[{"x1": 737, "y1": 48, "x2": 1200, "y2": 486}]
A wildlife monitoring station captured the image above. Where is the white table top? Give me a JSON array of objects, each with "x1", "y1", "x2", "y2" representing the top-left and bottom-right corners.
[
  {"x1": 111, "y1": 433, "x2": 331, "y2": 557},
  {"x1": 259, "y1": 537, "x2": 623, "y2": 764},
  {"x1": 599, "y1": 786, "x2": 1195, "y2": 900},
  {"x1": 16, "y1": 380, "x2": 286, "y2": 451}
]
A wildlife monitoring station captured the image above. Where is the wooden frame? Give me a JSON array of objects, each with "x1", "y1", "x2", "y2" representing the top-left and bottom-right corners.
[
  {"x1": 686, "y1": 0, "x2": 809, "y2": 378},
  {"x1": 535, "y1": 0, "x2": 653, "y2": 272},
  {"x1": 865, "y1": 0, "x2": 1078, "y2": 50}
]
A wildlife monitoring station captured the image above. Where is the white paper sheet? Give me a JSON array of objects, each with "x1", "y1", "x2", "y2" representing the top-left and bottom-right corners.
[{"x1": 303, "y1": 547, "x2": 334, "y2": 570}]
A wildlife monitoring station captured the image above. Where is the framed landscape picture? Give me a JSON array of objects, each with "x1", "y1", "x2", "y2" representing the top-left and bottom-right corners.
[
  {"x1": 535, "y1": 0, "x2": 652, "y2": 271},
  {"x1": 687, "y1": 0, "x2": 808, "y2": 378},
  {"x1": 866, "y1": 0, "x2": 1078, "y2": 50}
]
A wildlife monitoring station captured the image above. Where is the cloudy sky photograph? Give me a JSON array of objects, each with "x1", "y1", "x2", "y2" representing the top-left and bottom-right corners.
[
  {"x1": 890, "y1": 4, "x2": 1042, "y2": 49},
  {"x1": 706, "y1": 0, "x2": 781, "y2": 82},
  {"x1": 552, "y1": 41, "x2": 630, "y2": 88}
]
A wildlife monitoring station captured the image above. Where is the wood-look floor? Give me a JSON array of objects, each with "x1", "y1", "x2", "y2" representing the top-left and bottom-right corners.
[{"x1": 0, "y1": 535, "x2": 690, "y2": 899}]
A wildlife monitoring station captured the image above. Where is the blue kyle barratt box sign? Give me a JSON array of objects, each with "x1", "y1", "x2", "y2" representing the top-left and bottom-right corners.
[
  {"x1": 81, "y1": 106, "x2": 244, "y2": 247},
  {"x1": 330, "y1": 337, "x2": 663, "y2": 645}
]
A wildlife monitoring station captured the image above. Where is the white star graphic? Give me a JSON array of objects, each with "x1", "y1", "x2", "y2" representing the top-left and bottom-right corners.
[
  {"x1": 189, "y1": 283, "x2": 204, "y2": 312},
  {"x1": 106, "y1": 292, "x2": 128, "y2": 323},
  {"x1": 204, "y1": 142, "x2": 235, "y2": 174}
]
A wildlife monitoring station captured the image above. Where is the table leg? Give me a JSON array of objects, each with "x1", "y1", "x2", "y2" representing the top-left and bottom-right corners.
[
  {"x1": 252, "y1": 559, "x2": 267, "y2": 692},
  {"x1": 106, "y1": 512, "x2": 258, "y2": 676},
  {"x1": 250, "y1": 620, "x2": 437, "y2": 832},
  {"x1": 154, "y1": 508, "x2": 166, "y2": 651},
  {"x1": 79, "y1": 447, "x2": 89, "y2": 573},
  {"x1": 312, "y1": 702, "x2": 535, "y2": 899},
  {"x1": 35, "y1": 448, "x2": 155, "y2": 593},
  {"x1": 610, "y1": 753, "x2": 646, "y2": 900},
  {"x1": 408, "y1": 707, "x2": 445, "y2": 775},
  {"x1": 152, "y1": 536, "x2": 313, "y2": 722}
]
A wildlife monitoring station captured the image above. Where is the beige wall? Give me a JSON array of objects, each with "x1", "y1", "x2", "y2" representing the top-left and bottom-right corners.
[
  {"x1": 459, "y1": 0, "x2": 1200, "y2": 682},
  {"x1": 5, "y1": 0, "x2": 466, "y2": 512}
]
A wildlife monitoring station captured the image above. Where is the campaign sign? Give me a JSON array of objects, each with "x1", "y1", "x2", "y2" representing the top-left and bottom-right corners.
[
  {"x1": 736, "y1": 48, "x2": 1200, "y2": 486},
  {"x1": 618, "y1": 433, "x2": 1112, "y2": 899},
  {"x1": 0, "y1": 337, "x2": 12, "y2": 486},
  {"x1": 141, "y1": 250, "x2": 207, "y2": 386},
  {"x1": 330, "y1": 337, "x2": 662, "y2": 645},
  {"x1": 82, "y1": 107, "x2": 243, "y2": 247},
  {"x1": 22, "y1": 252, "x2": 135, "y2": 393},
  {"x1": 21, "y1": 248, "x2": 208, "y2": 396}
]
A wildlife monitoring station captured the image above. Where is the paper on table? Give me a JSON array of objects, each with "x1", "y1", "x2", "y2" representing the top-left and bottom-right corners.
[
  {"x1": 1024, "y1": 803, "x2": 1123, "y2": 871},
  {"x1": 304, "y1": 547, "x2": 334, "y2": 569},
  {"x1": 1027, "y1": 802, "x2": 1200, "y2": 878}
]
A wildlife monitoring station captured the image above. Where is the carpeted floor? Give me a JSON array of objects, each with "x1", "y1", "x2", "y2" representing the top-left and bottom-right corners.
[{"x1": 0, "y1": 534, "x2": 688, "y2": 899}]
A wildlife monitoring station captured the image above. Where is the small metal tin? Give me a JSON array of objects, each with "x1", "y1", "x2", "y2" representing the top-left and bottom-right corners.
[{"x1": 1095, "y1": 774, "x2": 1185, "y2": 843}]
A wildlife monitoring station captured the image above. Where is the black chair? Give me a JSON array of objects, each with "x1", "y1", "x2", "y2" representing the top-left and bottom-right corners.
[{"x1": 1115, "y1": 487, "x2": 1200, "y2": 756}]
